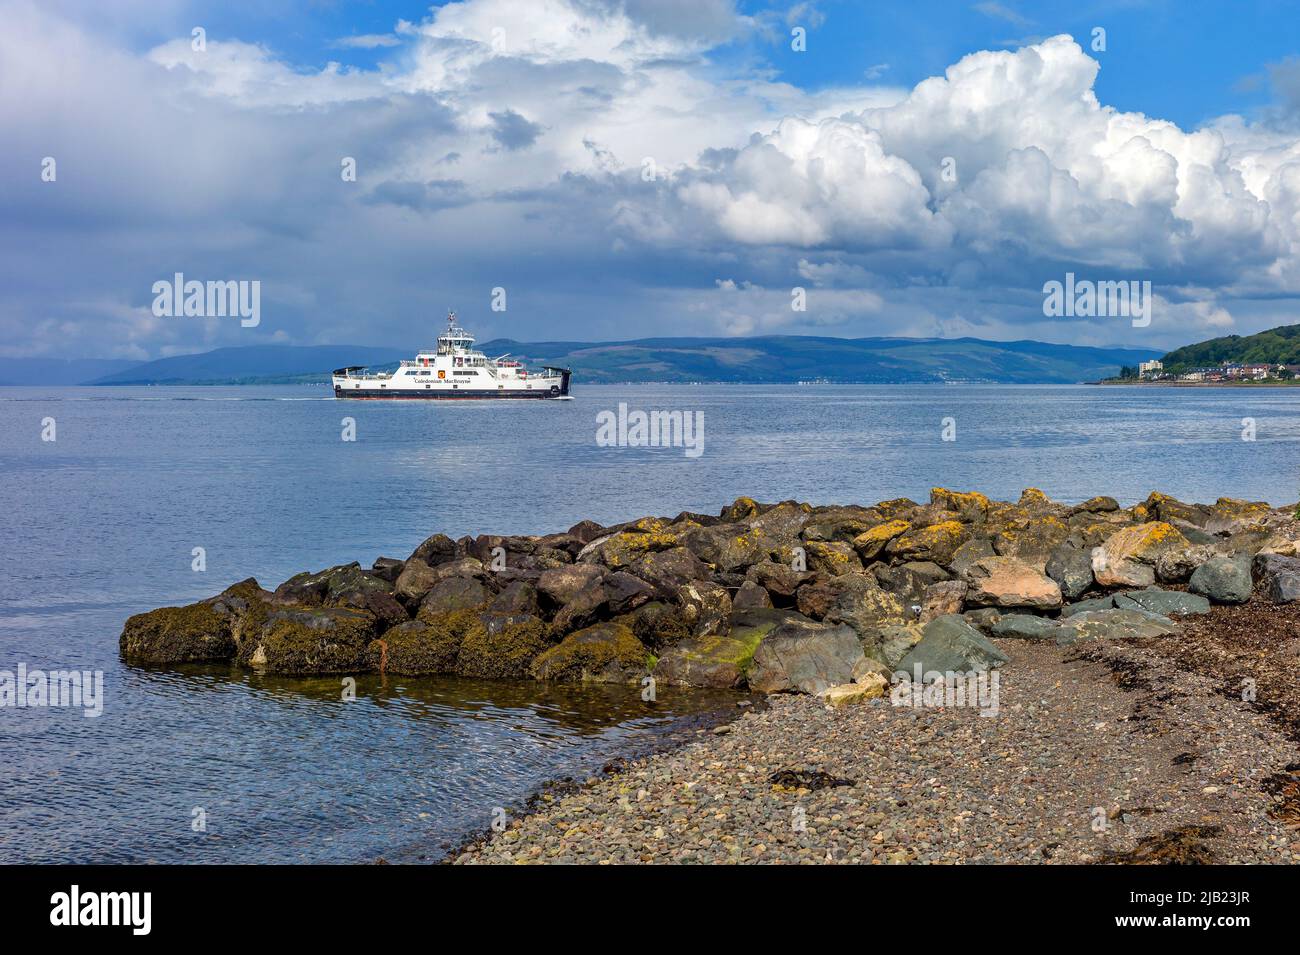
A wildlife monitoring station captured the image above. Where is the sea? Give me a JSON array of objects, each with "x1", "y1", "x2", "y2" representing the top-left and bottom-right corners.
[{"x1": 1, "y1": 382, "x2": 1297, "y2": 862}]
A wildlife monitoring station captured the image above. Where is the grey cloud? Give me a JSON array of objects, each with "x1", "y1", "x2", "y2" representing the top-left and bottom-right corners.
[{"x1": 486, "y1": 109, "x2": 544, "y2": 151}]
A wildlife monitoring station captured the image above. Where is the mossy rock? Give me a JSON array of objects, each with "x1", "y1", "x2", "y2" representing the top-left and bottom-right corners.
[
  {"x1": 455, "y1": 613, "x2": 550, "y2": 679},
  {"x1": 120, "y1": 602, "x2": 235, "y2": 664},
  {"x1": 120, "y1": 578, "x2": 267, "y2": 664},
  {"x1": 652, "y1": 623, "x2": 768, "y2": 688},
  {"x1": 530, "y1": 621, "x2": 650, "y2": 683},
  {"x1": 368, "y1": 609, "x2": 480, "y2": 674},
  {"x1": 242, "y1": 605, "x2": 378, "y2": 674}
]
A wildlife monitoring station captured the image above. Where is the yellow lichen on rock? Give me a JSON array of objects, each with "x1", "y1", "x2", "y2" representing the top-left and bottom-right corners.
[
  {"x1": 930, "y1": 488, "x2": 990, "y2": 520},
  {"x1": 852, "y1": 519, "x2": 911, "y2": 560},
  {"x1": 887, "y1": 520, "x2": 968, "y2": 564}
]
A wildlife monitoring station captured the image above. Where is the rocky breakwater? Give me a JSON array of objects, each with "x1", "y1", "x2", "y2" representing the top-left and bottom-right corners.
[{"x1": 120, "y1": 489, "x2": 1300, "y2": 702}]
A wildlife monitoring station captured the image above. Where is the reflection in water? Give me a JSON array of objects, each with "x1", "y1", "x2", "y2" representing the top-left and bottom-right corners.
[{"x1": 2, "y1": 662, "x2": 741, "y2": 864}]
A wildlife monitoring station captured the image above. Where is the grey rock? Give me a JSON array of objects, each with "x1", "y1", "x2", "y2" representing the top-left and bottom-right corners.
[
  {"x1": 1055, "y1": 608, "x2": 1179, "y2": 644},
  {"x1": 748, "y1": 621, "x2": 869, "y2": 695},
  {"x1": 1114, "y1": 588, "x2": 1211, "y2": 616},
  {"x1": 896, "y1": 614, "x2": 1008, "y2": 675},
  {"x1": 1045, "y1": 544, "x2": 1094, "y2": 600},
  {"x1": 1188, "y1": 554, "x2": 1253, "y2": 604},
  {"x1": 1060, "y1": 595, "x2": 1116, "y2": 617},
  {"x1": 1253, "y1": 553, "x2": 1300, "y2": 604},
  {"x1": 991, "y1": 614, "x2": 1061, "y2": 640}
]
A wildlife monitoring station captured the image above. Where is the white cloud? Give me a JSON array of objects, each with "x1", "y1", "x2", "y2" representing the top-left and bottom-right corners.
[{"x1": 3, "y1": 1, "x2": 1300, "y2": 360}]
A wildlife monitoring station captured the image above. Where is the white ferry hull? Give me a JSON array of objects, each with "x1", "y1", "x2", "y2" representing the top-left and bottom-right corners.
[
  {"x1": 331, "y1": 312, "x2": 571, "y2": 400},
  {"x1": 332, "y1": 367, "x2": 570, "y2": 400}
]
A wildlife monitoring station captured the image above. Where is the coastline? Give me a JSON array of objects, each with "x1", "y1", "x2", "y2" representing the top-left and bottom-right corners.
[
  {"x1": 117, "y1": 487, "x2": 1300, "y2": 864},
  {"x1": 431, "y1": 694, "x2": 762, "y2": 864},
  {"x1": 451, "y1": 604, "x2": 1300, "y2": 864}
]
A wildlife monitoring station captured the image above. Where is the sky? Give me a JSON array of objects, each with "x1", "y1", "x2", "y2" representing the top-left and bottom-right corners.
[{"x1": 3, "y1": 0, "x2": 1300, "y2": 360}]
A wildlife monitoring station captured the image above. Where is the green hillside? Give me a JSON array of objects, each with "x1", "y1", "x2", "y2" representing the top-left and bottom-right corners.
[{"x1": 1161, "y1": 324, "x2": 1300, "y2": 372}]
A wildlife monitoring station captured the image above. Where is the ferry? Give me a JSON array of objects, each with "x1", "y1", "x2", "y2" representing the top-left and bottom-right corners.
[{"x1": 332, "y1": 312, "x2": 571, "y2": 400}]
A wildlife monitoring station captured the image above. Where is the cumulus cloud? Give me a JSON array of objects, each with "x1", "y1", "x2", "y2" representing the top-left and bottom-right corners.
[{"x1": 3, "y1": 0, "x2": 1300, "y2": 360}]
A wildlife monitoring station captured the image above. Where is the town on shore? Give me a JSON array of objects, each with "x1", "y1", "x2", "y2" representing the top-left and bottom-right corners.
[{"x1": 1110, "y1": 359, "x2": 1300, "y2": 383}]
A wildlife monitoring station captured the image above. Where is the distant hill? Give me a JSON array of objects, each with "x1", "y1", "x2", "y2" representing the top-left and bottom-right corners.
[
  {"x1": 476, "y1": 335, "x2": 1159, "y2": 384},
  {"x1": 1160, "y1": 323, "x2": 1300, "y2": 372},
  {"x1": 3, "y1": 336, "x2": 1159, "y2": 387},
  {"x1": 0, "y1": 357, "x2": 142, "y2": 386},
  {"x1": 89, "y1": 345, "x2": 409, "y2": 385}
]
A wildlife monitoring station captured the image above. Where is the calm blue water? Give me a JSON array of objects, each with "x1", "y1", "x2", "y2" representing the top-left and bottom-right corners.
[{"x1": 1, "y1": 382, "x2": 1298, "y2": 863}]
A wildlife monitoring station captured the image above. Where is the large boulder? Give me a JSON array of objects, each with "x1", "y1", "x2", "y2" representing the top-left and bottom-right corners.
[
  {"x1": 948, "y1": 538, "x2": 997, "y2": 577},
  {"x1": 627, "y1": 546, "x2": 711, "y2": 596},
  {"x1": 1253, "y1": 553, "x2": 1300, "y2": 604},
  {"x1": 551, "y1": 571, "x2": 653, "y2": 633},
  {"x1": 536, "y1": 564, "x2": 605, "y2": 607},
  {"x1": 577, "y1": 528, "x2": 681, "y2": 569},
  {"x1": 394, "y1": 559, "x2": 440, "y2": 603},
  {"x1": 920, "y1": 580, "x2": 968, "y2": 623},
  {"x1": 895, "y1": 615, "x2": 1008, "y2": 674},
  {"x1": 929, "y1": 488, "x2": 990, "y2": 522},
  {"x1": 272, "y1": 562, "x2": 385, "y2": 607},
  {"x1": 1155, "y1": 544, "x2": 1216, "y2": 584},
  {"x1": 530, "y1": 621, "x2": 650, "y2": 683},
  {"x1": 241, "y1": 605, "x2": 377, "y2": 673},
  {"x1": 408, "y1": 533, "x2": 460, "y2": 566},
  {"x1": 886, "y1": 521, "x2": 968, "y2": 565},
  {"x1": 802, "y1": 540, "x2": 863, "y2": 576},
  {"x1": 1188, "y1": 555, "x2": 1253, "y2": 605},
  {"x1": 1113, "y1": 588, "x2": 1211, "y2": 616},
  {"x1": 455, "y1": 612, "x2": 550, "y2": 680},
  {"x1": 369, "y1": 617, "x2": 465, "y2": 674},
  {"x1": 747, "y1": 501, "x2": 812, "y2": 541},
  {"x1": 852, "y1": 519, "x2": 910, "y2": 561},
  {"x1": 418, "y1": 576, "x2": 489, "y2": 616},
  {"x1": 674, "y1": 580, "x2": 733, "y2": 637},
  {"x1": 620, "y1": 601, "x2": 692, "y2": 653},
  {"x1": 488, "y1": 580, "x2": 540, "y2": 615},
  {"x1": 745, "y1": 560, "x2": 811, "y2": 602},
  {"x1": 1055, "y1": 608, "x2": 1179, "y2": 644},
  {"x1": 873, "y1": 561, "x2": 950, "y2": 605},
  {"x1": 651, "y1": 608, "x2": 790, "y2": 688},
  {"x1": 991, "y1": 614, "x2": 1060, "y2": 640},
  {"x1": 733, "y1": 579, "x2": 773, "y2": 609},
  {"x1": 120, "y1": 578, "x2": 268, "y2": 664},
  {"x1": 748, "y1": 620, "x2": 870, "y2": 695},
  {"x1": 678, "y1": 523, "x2": 776, "y2": 572},
  {"x1": 963, "y1": 556, "x2": 1062, "y2": 609},
  {"x1": 798, "y1": 573, "x2": 909, "y2": 653},
  {"x1": 1092, "y1": 523, "x2": 1190, "y2": 588},
  {"x1": 1045, "y1": 543, "x2": 1094, "y2": 600},
  {"x1": 991, "y1": 515, "x2": 1070, "y2": 569}
]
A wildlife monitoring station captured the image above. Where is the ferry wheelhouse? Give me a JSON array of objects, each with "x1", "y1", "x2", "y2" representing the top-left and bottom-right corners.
[{"x1": 332, "y1": 312, "x2": 571, "y2": 400}]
